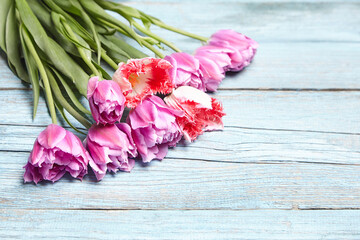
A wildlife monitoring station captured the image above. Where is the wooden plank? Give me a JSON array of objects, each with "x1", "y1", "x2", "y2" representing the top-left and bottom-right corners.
[
  {"x1": 1, "y1": 209, "x2": 360, "y2": 239},
  {"x1": 1, "y1": 90, "x2": 359, "y2": 133},
  {"x1": 124, "y1": 1, "x2": 360, "y2": 43},
  {"x1": 1, "y1": 151, "x2": 360, "y2": 210},
  {"x1": 1, "y1": 124, "x2": 359, "y2": 165},
  {"x1": 2, "y1": 42, "x2": 360, "y2": 89}
]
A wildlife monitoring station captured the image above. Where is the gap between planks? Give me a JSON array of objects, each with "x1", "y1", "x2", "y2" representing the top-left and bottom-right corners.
[
  {"x1": 2, "y1": 207, "x2": 360, "y2": 211},
  {"x1": 1, "y1": 123, "x2": 359, "y2": 136}
]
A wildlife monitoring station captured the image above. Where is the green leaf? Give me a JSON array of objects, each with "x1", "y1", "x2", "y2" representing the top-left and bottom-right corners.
[
  {"x1": 19, "y1": 26, "x2": 40, "y2": 119},
  {"x1": 92, "y1": 60, "x2": 111, "y2": 80},
  {"x1": 5, "y1": 3, "x2": 29, "y2": 83},
  {"x1": 99, "y1": 35, "x2": 130, "y2": 59},
  {"x1": 54, "y1": 98, "x2": 87, "y2": 135},
  {"x1": 16, "y1": 0, "x2": 90, "y2": 96},
  {"x1": 103, "y1": 35, "x2": 148, "y2": 59},
  {"x1": 95, "y1": 0, "x2": 142, "y2": 19},
  {"x1": 21, "y1": 24, "x2": 57, "y2": 124},
  {"x1": 51, "y1": 12, "x2": 93, "y2": 52},
  {"x1": 51, "y1": 67, "x2": 91, "y2": 115},
  {"x1": 27, "y1": 0, "x2": 81, "y2": 58},
  {"x1": 47, "y1": 0, "x2": 102, "y2": 64},
  {"x1": 78, "y1": 0, "x2": 142, "y2": 45},
  {"x1": 46, "y1": 66, "x2": 92, "y2": 129},
  {"x1": 95, "y1": 24, "x2": 116, "y2": 35},
  {"x1": 0, "y1": 0, "x2": 13, "y2": 52}
]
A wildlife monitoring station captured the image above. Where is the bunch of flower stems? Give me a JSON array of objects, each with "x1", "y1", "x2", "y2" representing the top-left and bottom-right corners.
[{"x1": 0, "y1": 0, "x2": 206, "y2": 132}]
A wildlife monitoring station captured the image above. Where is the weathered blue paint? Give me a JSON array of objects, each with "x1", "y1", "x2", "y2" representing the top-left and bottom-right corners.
[{"x1": 0, "y1": 0, "x2": 360, "y2": 239}]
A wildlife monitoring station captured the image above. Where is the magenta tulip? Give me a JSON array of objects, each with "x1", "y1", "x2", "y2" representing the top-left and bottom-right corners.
[
  {"x1": 208, "y1": 29, "x2": 258, "y2": 72},
  {"x1": 87, "y1": 76, "x2": 125, "y2": 125},
  {"x1": 85, "y1": 123, "x2": 137, "y2": 181},
  {"x1": 23, "y1": 124, "x2": 91, "y2": 184},
  {"x1": 128, "y1": 95, "x2": 183, "y2": 163},
  {"x1": 164, "y1": 52, "x2": 206, "y2": 91}
]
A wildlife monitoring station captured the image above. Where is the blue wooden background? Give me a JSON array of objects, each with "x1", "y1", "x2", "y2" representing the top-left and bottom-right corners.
[{"x1": 1, "y1": 0, "x2": 360, "y2": 239}]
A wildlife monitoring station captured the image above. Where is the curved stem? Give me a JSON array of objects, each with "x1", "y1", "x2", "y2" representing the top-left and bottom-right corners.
[
  {"x1": 142, "y1": 41, "x2": 165, "y2": 58},
  {"x1": 98, "y1": 18, "x2": 165, "y2": 58},
  {"x1": 63, "y1": 23, "x2": 101, "y2": 77},
  {"x1": 101, "y1": 50, "x2": 118, "y2": 70},
  {"x1": 133, "y1": 22, "x2": 181, "y2": 52},
  {"x1": 153, "y1": 20, "x2": 209, "y2": 42},
  {"x1": 21, "y1": 25, "x2": 57, "y2": 124}
]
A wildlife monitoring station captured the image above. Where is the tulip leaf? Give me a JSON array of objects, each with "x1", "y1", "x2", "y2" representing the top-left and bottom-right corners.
[
  {"x1": 95, "y1": 24, "x2": 116, "y2": 36},
  {"x1": 99, "y1": 35, "x2": 130, "y2": 59},
  {"x1": 5, "y1": 3, "x2": 29, "y2": 83},
  {"x1": 21, "y1": 24, "x2": 57, "y2": 124},
  {"x1": 92, "y1": 60, "x2": 112, "y2": 80},
  {"x1": 51, "y1": 67, "x2": 91, "y2": 115},
  {"x1": 47, "y1": 0, "x2": 102, "y2": 64},
  {"x1": 51, "y1": 12, "x2": 93, "y2": 53},
  {"x1": 19, "y1": 26, "x2": 40, "y2": 119},
  {"x1": 0, "y1": 0, "x2": 13, "y2": 52},
  {"x1": 46, "y1": 66, "x2": 92, "y2": 129},
  {"x1": 78, "y1": 0, "x2": 142, "y2": 45},
  {"x1": 54, "y1": 98, "x2": 87, "y2": 135},
  {"x1": 27, "y1": 0, "x2": 81, "y2": 58},
  {"x1": 16, "y1": 0, "x2": 89, "y2": 97},
  {"x1": 103, "y1": 35, "x2": 147, "y2": 59}
]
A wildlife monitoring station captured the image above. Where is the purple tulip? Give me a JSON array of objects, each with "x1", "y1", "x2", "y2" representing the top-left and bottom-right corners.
[
  {"x1": 164, "y1": 52, "x2": 206, "y2": 92},
  {"x1": 23, "y1": 124, "x2": 91, "y2": 184},
  {"x1": 127, "y1": 95, "x2": 183, "y2": 163},
  {"x1": 87, "y1": 76, "x2": 125, "y2": 125},
  {"x1": 85, "y1": 123, "x2": 137, "y2": 181},
  {"x1": 208, "y1": 29, "x2": 258, "y2": 72}
]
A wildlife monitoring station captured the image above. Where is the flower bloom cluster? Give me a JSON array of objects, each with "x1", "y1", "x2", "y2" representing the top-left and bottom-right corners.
[
  {"x1": 23, "y1": 29, "x2": 257, "y2": 183},
  {"x1": 167, "y1": 29, "x2": 258, "y2": 92}
]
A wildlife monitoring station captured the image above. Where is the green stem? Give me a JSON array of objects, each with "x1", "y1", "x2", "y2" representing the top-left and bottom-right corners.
[
  {"x1": 142, "y1": 41, "x2": 165, "y2": 58},
  {"x1": 21, "y1": 25, "x2": 57, "y2": 124},
  {"x1": 101, "y1": 50, "x2": 118, "y2": 70},
  {"x1": 153, "y1": 20, "x2": 208, "y2": 42},
  {"x1": 98, "y1": 18, "x2": 165, "y2": 58},
  {"x1": 63, "y1": 22, "x2": 101, "y2": 77},
  {"x1": 132, "y1": 22, "x2": 181, "y2": 52}
]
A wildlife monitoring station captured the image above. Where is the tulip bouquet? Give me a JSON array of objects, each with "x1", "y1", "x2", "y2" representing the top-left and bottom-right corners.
[{"x1": 1, "y1": 0, "x2": 258, "y2": 183}]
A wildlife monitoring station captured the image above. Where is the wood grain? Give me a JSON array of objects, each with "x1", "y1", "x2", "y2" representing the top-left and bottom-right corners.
[
  {"x1": 2, "y1": 42, "x2": 360, "y2": 89},
  {"x1": 1, "y1": 90, "x2": 359, "y2": 133},
  {"x1": 0, "y1": 0, "x2": 359, "y2": 238},
  {"x1": 1, "y1": 151, "x2": 360, "y2": 210},
  {"x1": 1, "y1": 209, "x2": 360, "y2": 239}
]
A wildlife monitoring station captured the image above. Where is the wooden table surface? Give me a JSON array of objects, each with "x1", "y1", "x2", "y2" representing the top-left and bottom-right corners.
[{"x1": 1, "y1": 0, "x2": 360, "y2": 239}]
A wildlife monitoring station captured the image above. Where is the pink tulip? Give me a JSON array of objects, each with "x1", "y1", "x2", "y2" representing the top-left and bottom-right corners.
[
  {"x1": 113, "y1": 57, "x2": 174, "y2": 108},
  {"x1": 195, "y1": 53, "x2": 225, "y2": 92},
  {"x1": 164, "y1": 86, "x2": 225, "y2": 142},
  {"x1": 87, "y1": 76, "x2": 125, "y2": 125},
  {"x1": 208, "y1": 29, "x2": 258, "y2": 72},
  {"x1": 128, "y1": 95, "x2": 183, "y2": 162},
  {"x1": 85, "y1": 123, "x2": 137, "y2": 181},
  {"x1": 164, "y1": 52, "x2": 206, "y2": 91},
  {"x1": 23, "y1": 124, "x2": 91, "y2": 184}
]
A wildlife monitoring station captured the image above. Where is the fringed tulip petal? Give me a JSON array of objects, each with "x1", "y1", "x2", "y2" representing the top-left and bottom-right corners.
[
  {"x1": 113, "y1": 58, "x2": 173, "y2": 108},
  {"x1": 164, "y1": 86, "x2": 225, "y2": 142}
]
